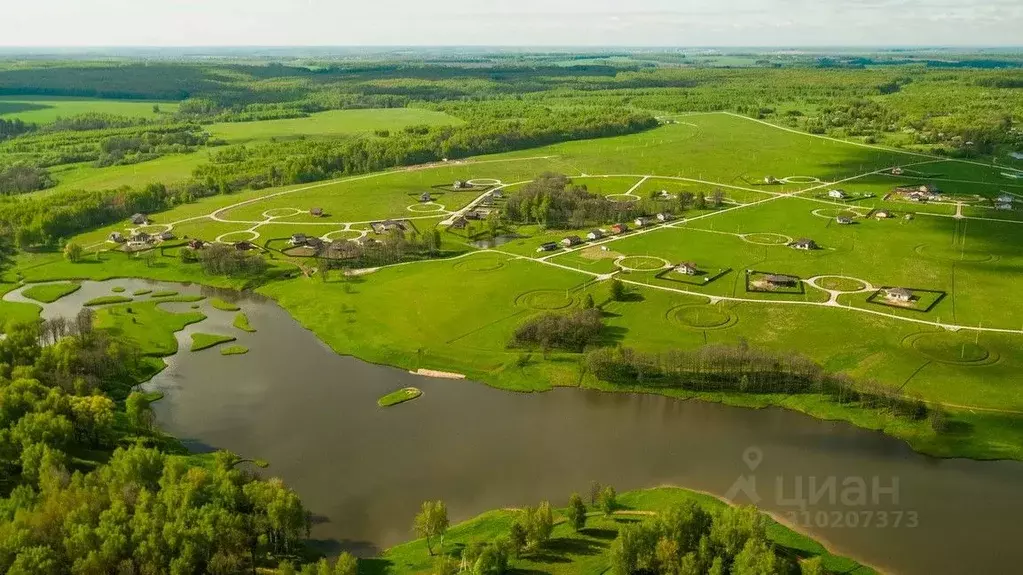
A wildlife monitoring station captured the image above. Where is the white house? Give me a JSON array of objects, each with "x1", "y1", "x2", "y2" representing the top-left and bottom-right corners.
[
  {"x1": 828, "y1": 189, "x2": 847, "y2": 199},
  {"x1": 1010, "y1": 152, "x2": 1023, "y2": 160},
  {"x1": 995, "y1": 203, "x2": 1013, "y2": 211},
  {"x1": 885, "y1": 288, "x2": 914, "y2": 303},
  {"x1": 836, "y1": 216, "x2": 853, "y2": 225},
  {"x1": 996, "y1": 194, "x2": 1014, "y2": 204},
  {"x1": 634, "y1": 217, "x2": 652, "y2": 227},
  {"x1": 675, "y1": 262, "x2": 699, "y2": 276},
  {"x1": 586, "y1": 229, "x2": 604, "y2": 241},
  {"x1": 656, "y1": 213, "x2": 673, "y2": 222}
]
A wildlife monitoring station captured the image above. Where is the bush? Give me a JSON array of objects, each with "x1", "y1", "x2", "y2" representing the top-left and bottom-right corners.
[{"x1": 511, "y1": 309, "x2": 603, "y2": 352}]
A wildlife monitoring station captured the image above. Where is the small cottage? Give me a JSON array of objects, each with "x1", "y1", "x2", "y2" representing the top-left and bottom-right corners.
[
  {"x1": 537, "y1": 242, "x2": 558, "y2": 253},
  {"x1": 875, "y1": 209, "x2": 892, "y2": 219},
  {"x1": 130, "y1": 213, "x2": 149, "y2": 225},
  {"x1": 836, "y1": 216, "x2": 853, "y2": 225},
  {"x1": 656, "y1": 213, "x2": 673, "y2": 222},
  {"x1": 790, "y1": 238, "x2": 818, "y2": 250},
  {"x1": 828, "y1": 189, "x2": 847, "y2": 199},
  {"x1": 586, "y1": 229, "x2": 604, "y2": 241},
  {"x1": 891, "y1": 167, "x2": 904, "y2": 175},
  {"x1": 764, "y1": 274, "x2": 798, "y2": 287},
  {"x1": 675, "y1": 262, "x2": 699, "y2": 276},
  {"x1": 610, "y1": 223, "x2": 628, "y2": 235},
  {"x1": 634, "y1": 216, "x2": 652, "y2": 228},
  {"x1": 159, "y1": 231, "x2": 175, "y2": 241},
  {"x1": 109, "y1": 232, "x2": 125, "y2": 243},
  {"x1": 234, "y1": 241, "x2": 254, "y2": 251},
  {"x1": 289, "y1": 233, "x2": 308, "y2": 246},
  {"x1": 419, "y1": 192, "x2": 432, "y2": 202},
  {"x1": 560, "y1": 236, "x2": 582, "y2": 248},
  {"x1": 310, "y1": 207, "x2": 324, "y2": 217},
  {"x1": 450, "y1": 216, "x2": 469, "y2": 230}
]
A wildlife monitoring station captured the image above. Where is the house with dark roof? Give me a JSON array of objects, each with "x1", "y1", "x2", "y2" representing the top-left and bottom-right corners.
[
  {"x1": 875, "y1": 209, "x2": 893, "y2": 219},
  {"x1": 764, "y1": 274, "x2": 798, "y2": 286},
  {"x1": 310, "y1": 207, "x2": 324, "y2": 217},
  {"x1": 610, "y1": 223, "x2": 628, "y2": 234},
  {"x1": 656, "y1": 213, "x2": 673, "y2": 222},
  {"x1": 419, "y1": 192, "x2": 432, "y2": 202},
  {"x1": 675, "y1": 262, "x2": 700, "y2": 275},
  {"x1": 634, "y1": 216, "x2": 652, "y2": 227},
  {"x1": 450, "y1": 216, "x2": 469, "y2": 230},
  {"x1": 371, "y1": 220, "x2": 409, "y2": 234},
  {"x1": 586, "y1": 229, "x2": 604, "y2": 241},
  {"x1": 560, "y1": 236, "x2": 582, "y2": 248},
  {"x1": 306, "y1": 237, "x2": 325, "y2": 249},
  {"x1": 187, "y1": 239, "x2": 206, "y2": 250},
  {"x1": 234, "y1": 241, "x2": 254, "y2": 251},
  {"x1": 130, "y1": 213, "x2": 149, "y2": 225},
  {"x1": 159, "y1": 231, "x2": 176, "y2": 241},
  {"x1": 109, "y1": 232, "x2": 125, "y2": 243},
  {"x1": 790, "y1": 238, "x2": 818, "y2": 250},
  {"x1": 289, "y1": 233, "x2": 308, "y2": 246},
  {"x1": 537, "y1": 242, "x2": 558, "y2": 253},
  {"x1": 836, "y1": 216, "x2": 853, "y2": 225},
  {"x1": 130, "y1": 231, "x2": 152, "y2": 243},
  {"x1": 828, "y1": 189, "x2": 847, "y2": 199}
]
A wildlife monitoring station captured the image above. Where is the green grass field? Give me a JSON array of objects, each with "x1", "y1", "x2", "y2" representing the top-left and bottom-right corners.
[
  {"x1": 94, "y1": 301, "x2": 205, "y2": 356},
  {"x1": 0, "y1": 95, "x2": 180, "y2": 124},
  {"x1": 207, "y1": 108, "x2": 463, "y2": 144},
  {"x1": 378, "y1": 487, "x2": 871, "y2": 575},
  {"x1": 33, "y1": 111, "x2": 1023, "y2": 460}
]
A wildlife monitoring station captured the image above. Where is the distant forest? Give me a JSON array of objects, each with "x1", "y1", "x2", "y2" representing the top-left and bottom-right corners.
[{"x1": 0, "y1": 52, "x2": 1021, "y2": 244}]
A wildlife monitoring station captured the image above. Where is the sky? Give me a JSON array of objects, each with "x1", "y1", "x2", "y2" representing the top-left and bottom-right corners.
[{"x1": 4, "y1": 0, "x2": 1022, "y2": 47}]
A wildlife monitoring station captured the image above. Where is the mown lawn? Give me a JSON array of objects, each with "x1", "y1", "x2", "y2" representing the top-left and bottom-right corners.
[
  {"x1": 94, "y1": 301, "x2": 205, "y2": 356},
  {"x1": 22, "y1": 281, "x2": 81, "y2": 303}
]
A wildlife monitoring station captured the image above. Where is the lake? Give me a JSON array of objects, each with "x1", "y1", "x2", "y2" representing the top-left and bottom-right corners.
[{"x1": 9, "y1": 279, "x2": 1023, "y2": 574}]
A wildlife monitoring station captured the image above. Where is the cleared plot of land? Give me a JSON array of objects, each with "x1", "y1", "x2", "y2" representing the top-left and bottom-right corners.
[
  {"x1": 42, "y1": 152, "x2": 211, "y2": 196},
  {"x1": 0, "y1": 95, "x2": 180, "y2": 123},
  {"x1": 207, "y1": 108, "x2": 463, "y2": 144}
]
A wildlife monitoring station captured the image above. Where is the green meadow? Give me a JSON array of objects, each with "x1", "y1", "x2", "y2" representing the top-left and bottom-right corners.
[
  {"x1": 26, "y1": 111, "x2": 1023, "y2": 460},
  {"x1": 0, "y1": 95, "x2": 179, "y2": 124},
  {"x1": 207, "y1": 108, "x2": 463, "y2": 144}
]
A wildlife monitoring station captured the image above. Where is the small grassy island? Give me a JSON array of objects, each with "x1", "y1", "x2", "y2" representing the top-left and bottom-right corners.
[
  {"x1": 220, "y1": 345, "x2": 249, "y2": 356},
  {"x1": 83, "y1": 295, "x2": 133, "y2": 306},
  {"x1": 378, "y1": 387, "x2": 423, "y2": 407},
  {"x1": 233, "y1": 312, "x2": 256, "y2": 332},
  {"x1": 22, "y1": 282, "x2": 80, "y2": 303},
  {"x1": 190, "y1": 332, "x2": 237, "y2": 351},
  {"x1": 211, "y1": 297, "x2": 241, "y2": 311}
]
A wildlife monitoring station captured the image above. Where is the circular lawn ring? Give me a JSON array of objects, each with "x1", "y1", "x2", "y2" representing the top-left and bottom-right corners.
[
  {"x1": 515, "y1": 290, "x2": 576, "y2": 310},
  {"x1": 323, "y1": 229, "x2": 364, "y2": 241},
  {"x1": 914, "y1": 244, "x2": 996, "y2": 264},
  {"x1": 262, "y1": 208, "x2": 304, "y2": 219},
  {"x1": 136, "y1": 224, "x2": 172, "y2": 234},
  {"x1": 904, "y1": 332, "x2": 998, "y2": 365},
  {"x1": 815, "y1": 276, "x2": 868, "y2": 292},
  {"x1": 216, "y1": 230, "x2": 260, "y2": 244},
  {"x1": 667, "y1": 304, "x2": 737, "y2": 330},
  {"x1": 466, "y1": 178, "x2": 502, "y2": 187},
  {"x1": 811, "y1": 208, "x2": 866, "y2": 220},
  {"x1": 781, "y1": 176, "x2": 821, "y2": 184},
  {"x1": 453, "y1": 256, "x2": 506, "y2": 272},
  {"x1": 605, "y1": 193, "x2": 640, "y2": 203},
  {"x1": 407, "y1": 202, "x2": 446, "y2": 213},
  {"x1": 615, "y1": 256, "x2": 671, "y2": 272},
  {"x1": 741, "y1": 233, "x2": 792, "y2": 246}
]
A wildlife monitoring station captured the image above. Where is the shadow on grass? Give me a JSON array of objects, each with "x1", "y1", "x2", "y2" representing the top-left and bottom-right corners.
[
  {"x1": 579, "y1": 527, "x2": 617, "y2": 540},
  {"x1": 543, "y1": 536, "x2": 605, "y2": 557},
  {"x1": 358, "y1": 557, "x2": 393, "y2": 575}
]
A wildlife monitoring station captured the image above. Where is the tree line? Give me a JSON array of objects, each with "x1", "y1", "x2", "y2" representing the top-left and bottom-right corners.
[
  {"x1": 0, "y1": 310, "x2": 317, "y2": 574},
  {"x1": 585, "y1": 343, "x2": 937, "y2": 424}
]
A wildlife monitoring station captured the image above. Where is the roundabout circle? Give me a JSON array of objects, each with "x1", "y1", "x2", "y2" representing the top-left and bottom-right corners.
[
  {"x1": 407, "y1": 202, "x2": 447, "y2": 213},
  {"x1": 515, "y1": 290, "x2": 576, "y2": 310},
  {"x1": 913, "y1": 244, "x2": 996, "y2": 264},
  {"x1": 466, "y1": 178, "x2": 502, "y2": 187},
  {"x1": 615, "y1": 256, "x2": 672, "y2": 272},
  {"x1": 781, "y1": 176, "x2": 821, "y2": 184},
  {"x1": 262, "y1": 208, "x2": 303, "y2": 219},
  {"x1": 811, "y1": 208, "x2": 867, "y2": 220},
  {"x1": 606, "y1": 193, "x2": 641, "y2": 203},
  {"x1": 903, "y1": 332, "x2": 998, "y2": 365},
  {"x1": 741, "y1": 233, "x2": 792, "y2": 246},
  {"x1": 666, "y1": 304, "x2": 738, "y2": 330},
  {"x1": 216, "y1": 229, "x2": 260, "y2": 244},
  {"x1": 812, "y1": 276, "x2": 869, "y2": 292},
  {"x1": 323, "y1": 229, "x2": 365, "y2": 241},
  {"x1": 453, "y1": 256, "x2": 507, "y2": 272}
]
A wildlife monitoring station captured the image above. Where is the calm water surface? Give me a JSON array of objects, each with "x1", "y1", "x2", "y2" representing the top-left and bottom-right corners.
[{"x1": 9, "y1": 280, "x2": 1023, "y2": 575}]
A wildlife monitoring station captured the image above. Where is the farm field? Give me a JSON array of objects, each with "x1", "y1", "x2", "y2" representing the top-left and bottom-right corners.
[
  {"x1": 0, "y1": 95, "x2": 179, "y2": 123},
  {"x1": 206, "y1": 108, "x2": 463, "y2": 144},
  {"x1": 27, "y1": 111, "x2": 1023, "y2": 460}
]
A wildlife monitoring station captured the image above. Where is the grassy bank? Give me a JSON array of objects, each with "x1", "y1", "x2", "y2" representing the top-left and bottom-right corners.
[
  {"x1": 377, "y1": 486, "x2": 875, "y2": 575},
  {"x1": 190, "y1": 332, "x2": 237, "y2": 352}
]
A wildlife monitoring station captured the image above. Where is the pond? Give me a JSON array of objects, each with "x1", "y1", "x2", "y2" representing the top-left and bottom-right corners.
[{"x1": 8, "y1": 279, "x2": 1023, "y2": 574}]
